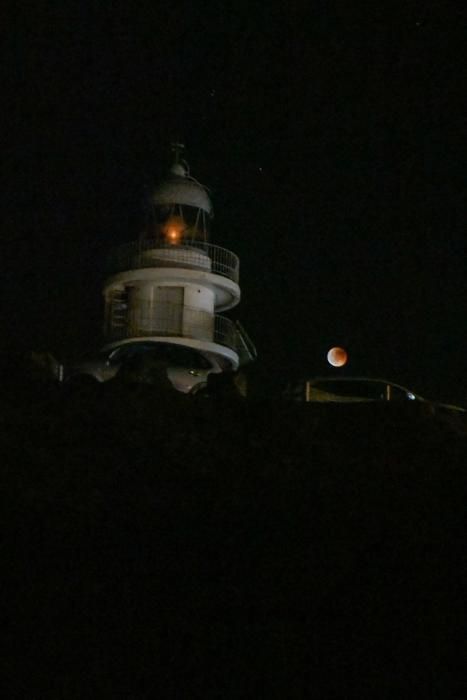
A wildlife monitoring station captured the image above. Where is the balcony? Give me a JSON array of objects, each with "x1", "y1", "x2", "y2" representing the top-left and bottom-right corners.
[
  {"x1": 105, "y1": 298, "x2": 239, "y2": 353},
  {"x1": 107, "y1": 239, "x2": 239, "y2": 284}
]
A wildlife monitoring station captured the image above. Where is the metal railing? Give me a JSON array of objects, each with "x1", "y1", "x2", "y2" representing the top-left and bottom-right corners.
[
  {"x1": 107, "y1": 239, "x2": 240, "y2": 283},
  {"x1": 214, "y1": 314, "x2": 239, "y2": 351}
]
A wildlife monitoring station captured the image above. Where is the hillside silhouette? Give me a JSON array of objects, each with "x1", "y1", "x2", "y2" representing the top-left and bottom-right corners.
[{"x1": 1, "y1": 366, "x2": 466, "y2": 697}]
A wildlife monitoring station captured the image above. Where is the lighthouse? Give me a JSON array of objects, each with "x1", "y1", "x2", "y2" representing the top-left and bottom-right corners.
[{"x1": 102, "y1": 146, "x2": 252, "y2": 382}]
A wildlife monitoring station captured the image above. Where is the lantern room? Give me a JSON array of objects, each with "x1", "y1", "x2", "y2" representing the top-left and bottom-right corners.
[{"x1": 147, "y1": 152, "x2": 213, "y2": 246}]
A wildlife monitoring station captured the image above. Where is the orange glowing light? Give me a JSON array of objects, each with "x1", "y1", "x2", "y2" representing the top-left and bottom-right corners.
[
  {"x1": 162, "y1": 216, "x2": 186, "y2": 244},
  {"x1": 168, "y1": 228, "x2": 180, "y2": 242},
  {"x1": 327, "y1": 346, "x2": 348, "y2": 367}
]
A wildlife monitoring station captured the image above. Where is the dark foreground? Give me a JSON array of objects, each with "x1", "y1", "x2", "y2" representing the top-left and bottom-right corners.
[{"x1": 1, "y1": 380, "x2": 466, "y2": 698}]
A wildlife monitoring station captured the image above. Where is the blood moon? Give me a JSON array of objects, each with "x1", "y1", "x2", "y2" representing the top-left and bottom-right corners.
[{"x1": 327, "y1": 346, "x2": 348, "y2": 367}]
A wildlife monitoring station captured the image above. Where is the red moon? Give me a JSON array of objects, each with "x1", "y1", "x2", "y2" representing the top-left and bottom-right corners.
[{"x1": 327, "y1": 346, "x2": 348, "y2": 367}]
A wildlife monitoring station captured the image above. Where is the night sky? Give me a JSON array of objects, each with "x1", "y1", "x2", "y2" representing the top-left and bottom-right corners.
[{"x1": 4, "y1": 2, "x2": 467, "y2": 402}]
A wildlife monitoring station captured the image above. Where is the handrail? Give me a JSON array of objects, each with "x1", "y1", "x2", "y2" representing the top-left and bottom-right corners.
[{"x1": 107, "y1": 239, "x2": 239, "y2": 283}]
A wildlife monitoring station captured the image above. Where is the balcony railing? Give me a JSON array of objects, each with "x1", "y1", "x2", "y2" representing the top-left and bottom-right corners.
[{"x1": 107, "y1": 239, "x2": 239, "y2": 283}]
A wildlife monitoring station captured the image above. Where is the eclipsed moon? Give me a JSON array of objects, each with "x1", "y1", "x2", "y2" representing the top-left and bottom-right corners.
[{"x1": 327, "y1": 346, "x2": 348, "y2": 367}]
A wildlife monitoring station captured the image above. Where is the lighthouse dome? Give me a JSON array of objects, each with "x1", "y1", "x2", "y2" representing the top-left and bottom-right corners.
[{"x1": 153, "y1": 165, "x2": 213, "y2": 216}]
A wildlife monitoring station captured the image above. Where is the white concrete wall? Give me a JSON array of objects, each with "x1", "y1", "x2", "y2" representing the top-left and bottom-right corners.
[
  {"x1": 127, "y1": 284, "x2": 183, "y2": 336},
  {"x1": 124, "y1": 282, "x2": 215, "y2": 340},
  {"x1": 183, "y1": 284, "x2": 215, "y2": 340}
]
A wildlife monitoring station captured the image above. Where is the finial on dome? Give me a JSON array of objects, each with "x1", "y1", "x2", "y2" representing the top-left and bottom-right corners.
[{"x1": 170, "y1": 142, "x2": 188, "y2": 177}]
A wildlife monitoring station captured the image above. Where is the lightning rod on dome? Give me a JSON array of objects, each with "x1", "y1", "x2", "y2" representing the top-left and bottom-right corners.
[{"x1": 170, "y1": 142, "x2": 189, "y2": 177}]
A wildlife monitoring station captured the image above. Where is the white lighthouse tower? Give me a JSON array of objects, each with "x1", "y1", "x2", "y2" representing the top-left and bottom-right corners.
[{"x1": 102, "y1": 146, "x2": 250, "y2": 376}]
